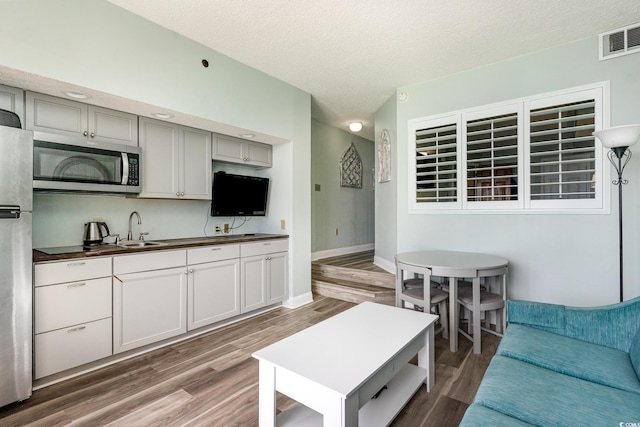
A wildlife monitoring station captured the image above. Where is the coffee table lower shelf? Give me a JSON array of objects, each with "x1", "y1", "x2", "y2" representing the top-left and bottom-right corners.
[{"x1": 277, "y1": 363, "x2": 425, "y2": 427}]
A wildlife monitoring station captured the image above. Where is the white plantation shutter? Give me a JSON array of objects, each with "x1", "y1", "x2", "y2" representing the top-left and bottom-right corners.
[
  {"x1": 414, "y1": 122, "x2": 458, "y2": 204},
  {"x1": 466, "y1": 112, "x2": 519, "y2": 202},
  {"x1": 409, "y1": 82, "x2": 607, "y2": 213},
  {"x1": 529, "y1": 99, "x2": 596, "y2": 201}
]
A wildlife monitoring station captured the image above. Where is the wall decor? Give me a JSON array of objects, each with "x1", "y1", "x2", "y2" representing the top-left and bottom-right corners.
[
  {"x1": 340, "y1": 142, "x2": 363, "y2": 188},
  {"x1": 378, "y1": 128, "x2": 391, "y2": 183}
]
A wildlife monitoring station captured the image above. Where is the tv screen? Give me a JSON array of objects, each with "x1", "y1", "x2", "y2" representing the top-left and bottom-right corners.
[{"x1": 211, "y1": 172, "x2": 269, "y2": 216}]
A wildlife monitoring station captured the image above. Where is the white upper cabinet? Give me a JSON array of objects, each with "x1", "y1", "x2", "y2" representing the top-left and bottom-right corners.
[
  {"x1": 138, "y1": 117, "x2": 211, "y2": 200},
  {"x1": 0, "y1": 84, "x2": 25, "y2": 127},
  {"x1": 25, "y1": 92, "x2": 138, "y2": 147},
  {"x1": 212, "y1": 133, "x2": 272, "y2": 168},
  {"x1": 182, "y1": 126, "x2": 213, "y2": 198}
]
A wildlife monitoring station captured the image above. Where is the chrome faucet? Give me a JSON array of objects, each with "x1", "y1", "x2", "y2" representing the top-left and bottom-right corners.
[{"x1": 127, "y1": 211, "x2": 141, "y2": 241}]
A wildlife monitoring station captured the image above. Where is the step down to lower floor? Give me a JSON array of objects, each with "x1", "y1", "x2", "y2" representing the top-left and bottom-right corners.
[
  {"x1": 312, "y1": 277, "x2": 395, "y2": 306},
  {"x1": 312, "y1": 263, "x2": 395, "y2": 289}
]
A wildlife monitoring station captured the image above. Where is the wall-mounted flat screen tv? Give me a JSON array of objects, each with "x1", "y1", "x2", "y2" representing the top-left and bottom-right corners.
[{"x1": 211, "y1": 171, "x2": 269, "y2": 216}]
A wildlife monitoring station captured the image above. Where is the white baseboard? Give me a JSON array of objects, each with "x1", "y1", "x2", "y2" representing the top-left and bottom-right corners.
[
  {"x1": 311, "y1": 244, "x2": 374, "y2": 261},
  {"x1": 283, "y1": 291, "x2": 314, "y2": 309},
  {"x1": 374, "y1": 255, "x2": 396, "y2": 274}
]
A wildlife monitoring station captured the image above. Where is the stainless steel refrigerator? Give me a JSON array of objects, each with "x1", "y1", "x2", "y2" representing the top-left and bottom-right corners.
[{"x1": 0, "y1": 123, "x2": 33, "y2": 407}]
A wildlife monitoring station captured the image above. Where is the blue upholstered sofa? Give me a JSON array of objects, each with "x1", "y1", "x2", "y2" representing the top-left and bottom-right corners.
[{"x1": 459, "y1": 297, "x2": 640, "y2": 426}]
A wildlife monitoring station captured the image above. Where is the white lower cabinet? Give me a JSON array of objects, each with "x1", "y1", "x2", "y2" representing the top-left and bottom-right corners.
[
  {"x1": 113, "y1": 266, "x2": 188, "y2": 354},
  {"x1": 241, "y1": 255, "x2": 268, "y2": 312},
  {"x1": 188, "y1": 258, "x2": 241, "y2": 330},
  {"x1": 187, "y1": 244, "x2": 241, "y2": 330},
  {"x1": 35, "y1": 277, "x2": 112, "y2": 334},
  {"x1": 266, "y1": 252, "x2": 288, "y2": 305},
  {"x1": 34, "y1": 257, "x2": 113, "y2": 379},
  {"x1": 113, "y1": 250, "x2": 188, "y2": 354},
  {"x1": 33, "y1": 239, "x2": 288, "y2": 381},
  {"x1": 35, "y1": 318, "x2": 112, "y2": 379},
  {"x1": 240, "y1": 240, "x2": 289, "y2": 313}
]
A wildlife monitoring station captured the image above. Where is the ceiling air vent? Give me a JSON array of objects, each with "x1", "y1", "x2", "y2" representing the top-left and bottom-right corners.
[{"x1": 600, "y1": 22, "x2": 640, "y2": 60}]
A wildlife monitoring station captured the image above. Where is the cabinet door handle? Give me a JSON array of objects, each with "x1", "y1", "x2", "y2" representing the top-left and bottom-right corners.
[
  {"x1": 210, "y1": 248, "x2": 221, "y2": 251},
  {"x1": 114, "y1": 275, "x2": 123, "y2": 283},
  {"x1": 83, "y1": 131, "x2": 88, "y2": 136},
  {"x1": 90, "y1": 132, "x2": 95, "y2": 138},
  {"x1": 66, "y1": 261, "x2": 86, "y2": 267},
  {"x1": 68, "y1": 326, "x2": 86, "y2": 333},
  {"x1": 189, "y1": 269, "x2": 194, "y2": 274},
  {"x1": 67, "y1": 282, "x2": 86, "y2": 288}
]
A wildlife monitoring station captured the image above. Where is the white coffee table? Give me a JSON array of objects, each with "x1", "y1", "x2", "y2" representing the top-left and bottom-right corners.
[{"x1": 252, "y1": 302, "x2": 439, "y2": 427}]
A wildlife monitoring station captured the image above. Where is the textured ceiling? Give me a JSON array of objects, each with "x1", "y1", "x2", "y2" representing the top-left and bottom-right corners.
[{"x1": 107, "y1": 0, "x2": 640, "y2": 140}]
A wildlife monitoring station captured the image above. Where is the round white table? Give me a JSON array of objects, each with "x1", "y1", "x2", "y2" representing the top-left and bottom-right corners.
[{"x1": 395, "y1": 250, "x2": 509, "y2": 354}]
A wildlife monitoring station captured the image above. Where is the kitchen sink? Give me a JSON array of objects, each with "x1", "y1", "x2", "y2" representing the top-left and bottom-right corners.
[{"x1": 116, "y1": 241, "x2": 168, "y2": 248}]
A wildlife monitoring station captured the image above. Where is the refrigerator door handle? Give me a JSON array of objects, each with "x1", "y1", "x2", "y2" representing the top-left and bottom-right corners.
[{"x1": 0, "y1": 205, "x2": 21, "y2": 219}]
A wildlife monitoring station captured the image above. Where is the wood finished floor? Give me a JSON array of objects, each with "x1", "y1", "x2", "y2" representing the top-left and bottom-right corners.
[
  {"x1": 313, "y1": 250, "x2": 391, "y2": 275},
  {"x1": 0, "y1": 296, "x2": 499, "y2": 427}
]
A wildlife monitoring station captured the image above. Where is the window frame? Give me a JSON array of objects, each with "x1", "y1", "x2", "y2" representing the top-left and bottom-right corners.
[
  {"x1": 408, "y1": 81, "x2": 610, "y2": 214},
  {"x1": 462, "y1": 103, "x2": 524, "y2": 211}
]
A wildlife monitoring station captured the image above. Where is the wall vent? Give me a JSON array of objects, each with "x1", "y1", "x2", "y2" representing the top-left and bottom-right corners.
[{"x1": 600, "y1": 22, "x2": 640, "y2": 60}]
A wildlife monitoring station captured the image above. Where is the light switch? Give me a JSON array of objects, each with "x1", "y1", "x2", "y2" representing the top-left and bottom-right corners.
[
  {"x1": 281, "y1": 219, "x2": 286, "y2": 230},
  {"x1": 315, "y1": 184, "x2": 321, "y2": 191}
]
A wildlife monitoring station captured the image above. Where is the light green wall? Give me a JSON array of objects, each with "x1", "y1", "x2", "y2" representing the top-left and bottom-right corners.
[
  {"x1": 374, "y1": 95, "x2": 398, "y2": 268},
  {"x1": 0, "y1": 0, "x2": 312, "y2": 301},
  {"x1": 311, "y1": 119, "x2": 374, "y2": 253},
  {"x1": 379, "y1": 35, "x2": 640, "y2": 306}
]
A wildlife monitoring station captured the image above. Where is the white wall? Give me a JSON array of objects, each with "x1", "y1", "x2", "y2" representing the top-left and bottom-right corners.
[
  {"x1": 0, "y1": 0, "x2": 312, "y2": 302},
  {"x1": 378, "y1": 36, "x2": 640, "y2": 306}
]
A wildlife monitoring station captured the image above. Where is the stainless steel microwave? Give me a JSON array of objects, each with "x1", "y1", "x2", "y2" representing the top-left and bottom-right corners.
[{"x1": 33, "y1": 140, "x2": 141, "y2": 194}]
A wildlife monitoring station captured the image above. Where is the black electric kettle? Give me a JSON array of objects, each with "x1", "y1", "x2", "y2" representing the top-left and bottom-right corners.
[{"x1": 83, "y1": 221, "x2": 110, "y2": 246}]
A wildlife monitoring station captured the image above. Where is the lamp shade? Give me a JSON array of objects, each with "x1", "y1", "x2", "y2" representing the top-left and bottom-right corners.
[{"x1": 593, "y1": 124, "x2": 640, "y2": 148}]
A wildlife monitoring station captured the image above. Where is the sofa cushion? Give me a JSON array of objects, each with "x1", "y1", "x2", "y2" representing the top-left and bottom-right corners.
[
  {"x1": 473, "y1": 355, "x2": 640, "y2": 425},
  {"x1": 507, "y1": 299, "x2": 566, "y2": 333},
  {"x1": 497, "y1": 324, "x2": 640, "y2": 394},
  {"x1": 459, "y1": 404, "x2": 535, "y2": 426},
  {"x1": 630, "y1": 327, "x2": 640, "y2": 380},
  {"x1": 565, "y1": 298, "x2": 640, "y2": 351}
]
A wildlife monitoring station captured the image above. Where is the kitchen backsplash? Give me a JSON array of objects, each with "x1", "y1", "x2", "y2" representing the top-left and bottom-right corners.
[{"x1": 33, "y1": 193, "x2": 265, "y2": 248}]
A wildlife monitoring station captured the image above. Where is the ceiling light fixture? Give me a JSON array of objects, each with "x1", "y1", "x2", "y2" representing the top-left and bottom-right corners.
[
  {"x1": 152, "y1": 112, "x2": 174, "y2": 119},
  {"x1": 62, "y1": 90, "x2": 90, "y2": 100},
  {"x1": 349, "y1": 122, "x2": 363, "y2": 132}
]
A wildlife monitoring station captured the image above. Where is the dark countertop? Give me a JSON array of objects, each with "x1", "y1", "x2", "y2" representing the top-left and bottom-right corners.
[{"x1": 33, "y1": 233, "x2": 289, "y2": 263}]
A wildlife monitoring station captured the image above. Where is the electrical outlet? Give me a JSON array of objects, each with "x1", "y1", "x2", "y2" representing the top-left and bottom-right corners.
[
  {"x1": 214, "y1": 224, "x2": 221, "y2": 234},
  {"x1": 223, "y1": 223, "x2": 229, "y2": 234}
]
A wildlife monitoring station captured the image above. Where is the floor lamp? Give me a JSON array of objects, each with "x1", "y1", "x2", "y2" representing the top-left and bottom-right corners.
[{"x1": 593, "y1": 125, "x2": 640, "y2": 302}]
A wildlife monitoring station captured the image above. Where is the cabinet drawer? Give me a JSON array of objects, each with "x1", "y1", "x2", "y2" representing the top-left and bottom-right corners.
[
  {"x1": 187, "y1": 244, "x2": 240, "y2": 265},
  {"x1": 34, "y1": 257, "x2": 111, "y2": 287},
  {"x1": 241, "y1": 239, "x2": 288, "y2": 257},
  {"x1": 113, "y1": 249, "x2": 186, "y2": 274},
  {"x1": 34, "y1": 317, "x2": 112, "y2": 379},
  {"x1": 35, "y1": 277, "x2": 112, "y2": 334}
]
